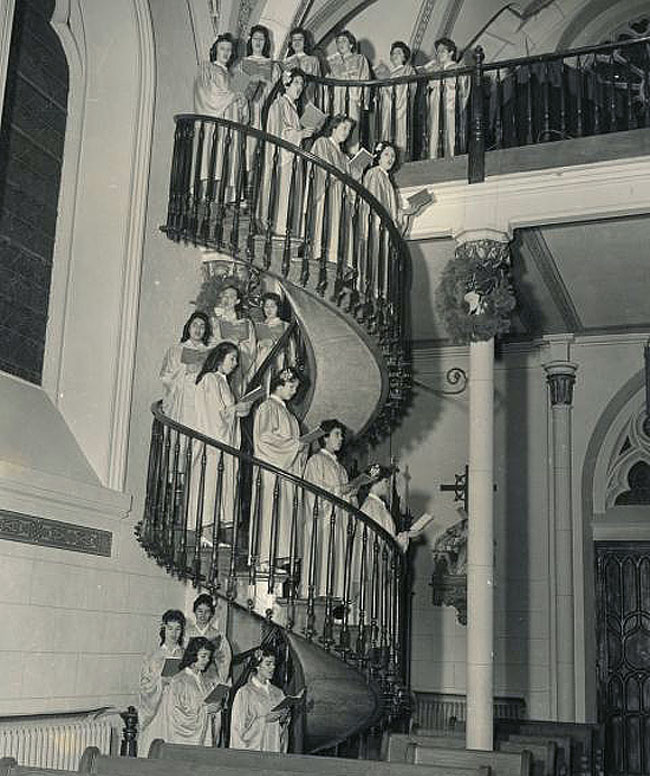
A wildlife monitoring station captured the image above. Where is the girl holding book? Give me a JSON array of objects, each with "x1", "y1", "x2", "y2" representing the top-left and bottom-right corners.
[
  {"x1": 209, "y1": 284, "x2": 256, "y2": 397},
  {"x1": 379, "y1": 41, "x2": 416, "y2": 157}
]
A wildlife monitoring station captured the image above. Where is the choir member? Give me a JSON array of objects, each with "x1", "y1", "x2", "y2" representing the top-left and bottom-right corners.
[
  {"x1": 158, "y1": 637, "x2": 220, "y2": 746},
  {"x1": 194, "y1": 34, "x2": 249, "y2": 200},
  {"x1": 137, "y1": 610, "x2": 185, "y2": 757},
  {"x1": 159, "y1": 312, "x2": 212, "y2": 427},
  {"x1": 360, "y1": 464, "x2": 409, "y2": 550},
  {"x1": 262, "y1": 68, "x2": 313, "y2": 235},
  {"x1": 302, "y1": 419, "x2": 357, "y2": 599},
  {"x1": 283, "y1": 27, "x2": 320, "y2": 102},
  {"x1": 421, "y1": 37, "x2": 469, "y2": 158},
  {"x1": 190, "y1": 343, "x2": 251, "y2": 536},
  {"x1": 363, "y1": 141, "x2": 418, "y2": 240},
  {"x1": 251, "y1": 367, "x2": 308, "y2": 569},
  {"x1": 185, "y1": 593, "x2": 232, "y2": 683},
  {"x1": 326, "y1": 30, "x2": 370, "y2": 135},
  {"x1": 251, "y1": 292, "x2": 292, "y2": 387},
  {"x1": 209, "y1": 284, "x2": 256, "y2": 397},
  {"x1": 230, "y1": 648, "x2": 290, "y2": 752},
  {"x1": 380, "y1": 41, "x2": 416, "y2": 156}
]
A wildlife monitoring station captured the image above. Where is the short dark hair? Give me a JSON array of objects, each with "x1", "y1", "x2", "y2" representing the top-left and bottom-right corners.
[
  {"x1": 179, "y1": 636, "x2": 216, "y2": 671},
  {"x1": 247, "y1": 25, "x2": 271, "y2": 58},
  {"x1": 372, "y1": 140, "x2": 397, "y2": 166},
  {"x1": 326, "y1": 114, "x2": 355, "y2": 136},
  {"x1": 435, "y1": 37, "x2": 458, "y2": 59},
  {"x1": 261, "y1": 291, "x2": 283, "y2": 314},
  {"x1": 287, "y1": 27, "x2": 313, "y2": 56},
  {"x1": 209, "y1": 33, "x2": 236, "y2": 66},
  {"x1": 336, "y1": 29, "x2": 357, "y2": 51},
  {"x1": 390, "y1": 40, "x2": 411, "y2": 63},
  {"x1": 269, "y1": 366, "x2": 301, "y2": 393},
  {"x1": 281, "y1": 67, "x2": 306, "y2": 93},
  {"x1": 251, "y1": 646, "x2": 277, "y2": 671},
  {"x1": 195, "y1": 341, "x2": 239, "y2": 385},
  {"x1": 159, "y1": 609, "x2": 186, "y2": 646},
  {"x1": 319, "y1": 418, "x2": 346, "y2": 447},
  {"x1": 181, "y1": 311, "x2": 212, "y2": 346},
  {"x1": 193, "y1": 593, "x2": 215, "y2": 614}
]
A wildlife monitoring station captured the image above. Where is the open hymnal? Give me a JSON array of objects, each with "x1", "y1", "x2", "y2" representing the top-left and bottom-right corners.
[
  {"x1": 406, "y1": 188, "x2": 434, "y2": 212},
  {"x1": 181, "y1": 348, "x2": 208, "y2": 365},
  {"x1": 300, "y1": 101, "x2": 327, "y2": 132},
  {"x1": 270, "y1": 688, "x2": 306, "y2": 713},
  {"x1": 161, "y1": 658, "x2": 181, "y2": 677},
  {"x1": 348, "y1": 147, "x2": 373, "y2": 178},
  {"x1": 204, "y1": 683, "x2": 230, "y2": 705},
  {"x1": 239, "y1": 384, "x2": 266, "y2": 405},
  {"x1": 299, "y1": 427, "x2": 327, "y2": 446},
  {"x1": 408, "y1": 512, "x2": 435, "y2": 536}
]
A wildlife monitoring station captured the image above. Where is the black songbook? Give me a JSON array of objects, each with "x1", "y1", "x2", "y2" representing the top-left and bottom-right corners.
[
  {"x1": 204, "y1": 683, "x2": 230, "y2": 704},
  {"x1": 239, "y1": 384, "x2": 266, "y2": 404},
  {"x1": 348, "y1": 147, "x2": 373, "y2": 178},
  {"x1": 406, "y1": 188, "x2": 434, "y2": 211},
  {"x1": 180, "y1": 348, "x2": 208, "y2": 365},
  {"x1": 300, "y1": 102, "x2": 327, "y2": 132},
  {"x1": 271, "y1": 689, "x2": 306, "y2": 712},
  {"x1": 161, "y1": 658, "x2": 181, "y2": 677}
]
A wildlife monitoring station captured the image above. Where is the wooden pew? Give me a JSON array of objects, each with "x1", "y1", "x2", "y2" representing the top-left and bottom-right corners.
[
  {"x1": 79, "y1": 745, "x2": 489, "y2": 776},
  {"x1": 406, "y1": 744, "x2": 534, "y2": 776}
]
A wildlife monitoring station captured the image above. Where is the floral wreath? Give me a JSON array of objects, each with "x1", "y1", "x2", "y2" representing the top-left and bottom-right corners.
[{"x1": 435, "y1": 241, "x2": 516, "y2": 344}]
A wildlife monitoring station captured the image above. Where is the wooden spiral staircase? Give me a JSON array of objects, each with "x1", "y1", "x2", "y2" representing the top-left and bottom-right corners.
[{"x1": 136, "y1": 114, "x2": 412, "y2": 754}]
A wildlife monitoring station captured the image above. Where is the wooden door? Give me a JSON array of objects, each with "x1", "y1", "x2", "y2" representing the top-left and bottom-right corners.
[{"x1": 596, "y1": 543, "x2": 650, "y2": 775}]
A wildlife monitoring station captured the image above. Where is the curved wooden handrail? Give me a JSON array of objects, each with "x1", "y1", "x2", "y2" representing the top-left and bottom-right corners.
[{"x1": 149, "y1": 399, "x2": 401, "y2": 550}]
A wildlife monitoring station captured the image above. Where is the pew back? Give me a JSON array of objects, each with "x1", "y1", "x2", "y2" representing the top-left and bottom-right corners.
[{"x1": 407, "y1": 744, "x2": 533, "y2": 776}]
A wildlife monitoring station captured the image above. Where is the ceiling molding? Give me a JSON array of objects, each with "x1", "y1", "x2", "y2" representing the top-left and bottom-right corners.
[
  {"x1": 307, "y1": 0, "x2": 378, "y2": 47},
  {"x1": 520, "y1": 228, "x2": 584, "y2": 333}
]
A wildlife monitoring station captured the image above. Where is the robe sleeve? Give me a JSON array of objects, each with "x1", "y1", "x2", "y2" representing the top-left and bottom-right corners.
[
  {"x1": 194, "y1": 62, "x2": 238, "y2": 117},
  {"x1": 231, "y1": 686, "x2": 263, "y2": 744},
  {"x1": 210, "y1": 373, "x2": 238, "y2": 425},
  {"x1": 159, "y1": 345, "x2": 184, "y2": 390},
  {"x1": 167, "y1": 675, "x2": 207, "y2": 741},
  {"x1": 138, "y1": 652, "x2": 165, "y2": 727},
  {"x1": 254, "y1": 400, "x2": 301, "y2": 464}
]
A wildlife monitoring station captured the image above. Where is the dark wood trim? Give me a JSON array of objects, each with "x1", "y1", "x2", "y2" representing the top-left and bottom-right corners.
[{"x1": 0, "y1": 509, "x2": 112, "y2": 556}]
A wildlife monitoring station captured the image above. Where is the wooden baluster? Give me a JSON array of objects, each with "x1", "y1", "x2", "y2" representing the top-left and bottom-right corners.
[
  {"x1": 213, "y1": 127, "x2": 232, "y2": 249},
  {"x1": 119, "y1": 707, "x2": 138, "y2": 757},
  {"x1": 608, "y1": 49, "x2": 616, "y2": 132},
  {"x1": 393, "y1": 552, "x2": 402, "y2": 678},
  {"x1": 322, "y1": 507, "x2": 337, "y2": 650},
  {"x1": 156, "y1": 426, "x2": 173, "y2": 551},
  {"x1": 167, "y1": 122, "x2": 183, "y2": 237},
  {"x1": 192, "y1": 442, "x2": 207, "y2": 586},
  {"x1": 468, "y1": 47, "x2": 486, "y2": 183},
  {"x1": 380, "y1": 544, "x2": 389, "y2": 662},
  {"x1": 593, "y1": 70, "x2": 601, "y2": 135},
  {"x1": 627, "y1": 57, "x2": 636, "y2": 131},
  {"x1": 248, "y1": 467, "x2": 263, "y2": 591},
  {"x1": 645, "y1": 44, "x2": 650, "y2": 128},
  {"x1": 267, "y1": 476, "x2": 281, "y2": 595},
  {"x1": 359, "y1": 84, "x2": 368, "y2": 150},
  {"x1": 421, "y1": 78, "x2": 430, "y2": 160},
  {"x1": 559, "y1": 61, "x2": 567, "y2": 138},
  {"x1": 263, "y1": 145, "x2": 281, "y2": 270},
  {"x1": 226, "y1": 461, "x2": 243, "y2": 602},
  {"x1": 166, "y1": 432, "x2": 181, "y2": 563},
  {"x1": 377, "y1": 222, "x2": 386, "y2": 313},
  {"x1": 390, "y1": 84, "x2": 397, "y2": 145},
  {"x1": 305, "y1": 498, "x2": 319, "y2": 640},
  {"x1": 208, "y1": 451, "x2": 225, "y2": 590},
  {"x1": 282, "y1": 154, "x2": 299, "y2": 277},
  {"x1": 339, "y1": 512, "x2": 355, "y2": 652},
  {"x1": 301, "y1": 162, "x2": 316, "y2": 285},
  {"x1": 229, "y1": 130, "x2": 246, "y2": 258},
  {"x1": 144, "y1": 419, "x2": 163, "y2": 545},
  {"x1": 510, "y1": 68, "x2": 519, "y2": 144},
  {"x1": 405, "y1": 82, "x2": 413, "y2": 161},
  {"x1": 328, "y1": 84, "x2": 334, "y2": 115},
  {"x1": 178, "y1": 439, "x2": 193, "y2": 573},
  {"x1": 180, "y1": 121, "x2": 196, "y2": 239},
  {"x1": 332, "y1": 186, "x2": 348, "y2": 303},
  {"x1": 316, "y1": 173, "x2": 331, "y2": 295},
  {"x1": 246, "y1": 138, "x2": 265, "y2": 263},
  {"x1": 576, "y1": 55, "x2": 584, "y2": 137},
  {"x1": 356, "y1": 523, "x2": 368, "y2": 660},
  {"x1": 362, "y1": 210, "x2": 374, "y2": 321},
  {"x1": 344, "y1": 85, "x2": 350, "y2": 116},
  {"x1": 525, "y1": 62, "x2": 533, "y2": 144},
  {"x1": 542, "y1": 62, "x2": 550, "y2": 141},
  {"x1": 286, "y1": 486, "x2": 300, "y2": 632},
  {"x1": 200, "y1": 123, "x2": 219, "y2": 243},
  {"x1": 191, "y1": 121, "x2": 206, "y2": 243},
  {"x1": 369, "y1": 533, "x2": 380, "y2": 656},
  {"x1": 348, "y1": 193, "x2": 361, "y2": 312},
  {"x1": 495, "y1": 68, "x2": 503, "y2": 149}
]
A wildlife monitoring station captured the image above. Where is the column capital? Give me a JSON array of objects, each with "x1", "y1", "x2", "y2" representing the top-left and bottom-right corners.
[
  {"x1": 455, "y1": 228, "x2": 511, "y2": 248},
  {"x1": 543, "y1": 360, "x2": 578, "y2": 406}
]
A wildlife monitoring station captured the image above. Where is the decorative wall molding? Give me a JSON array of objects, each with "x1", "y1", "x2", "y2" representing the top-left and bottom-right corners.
[
  {"x1": 409, "y1": 0, "x2": 437, "y2": 55},
  {"x1": 0, "y1": 509, "x2": 112, "y2": 556}
]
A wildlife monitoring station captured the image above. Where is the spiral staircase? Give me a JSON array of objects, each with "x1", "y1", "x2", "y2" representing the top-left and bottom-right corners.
[{"x1": 136, "y1": 113, "x2": 412, "y2": 754}]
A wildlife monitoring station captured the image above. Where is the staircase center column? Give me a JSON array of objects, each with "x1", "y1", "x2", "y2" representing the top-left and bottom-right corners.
[
  {"x1": 543, "y1": 347, "x2": 578, "y2": 722},
  {"x1": 442, "y1": 231, "x2": 515, "y2": 751}
]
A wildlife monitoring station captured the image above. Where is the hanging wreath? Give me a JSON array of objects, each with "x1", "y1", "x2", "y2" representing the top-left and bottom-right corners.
[{"x1": 435, "y1": 241, "x2": 516, "y2": 344}]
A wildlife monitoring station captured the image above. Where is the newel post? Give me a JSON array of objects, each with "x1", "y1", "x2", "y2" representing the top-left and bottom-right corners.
[
  {"x1": 120, "y1": 706, "x2": 138, "y2": 757},
  {"x1": 468, "y1": 46, "x2": 485, "y2": 184}
]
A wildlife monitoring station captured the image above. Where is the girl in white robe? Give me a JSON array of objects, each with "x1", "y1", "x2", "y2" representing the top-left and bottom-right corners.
[
  {"x1": 194, "y1": 34, "x2": 249, "y2": 201},
  {"x1": 251, "y1": 292, "x2": 292, "y2": 389},
  {"x1": 252, "y1": 367, "x2": 308, "y2": 569},
  {"x1": 302, "y1": 420, "x2": 357, "y2": 599},
  {"x1": 262, "y1": 69, "x2": 313, "y2": 236},
  {"x1": 137, "y1": 610, "x2": 185, "y2": 757},
  {"x1": 230, "y1": 649, "x2": 289, "y2": 752},
  {"x1": 158, "y1": 637, "x2": 220, "y2": 746},
  {"x1": 282, "y1": 28, "x2": 321, "y2": 103},
  {"x1": 189, "y1": 342, "x2": 251, "y2": 537},
  {"x1": 159, "y1": 312, "x2": 212, "y2": 428},
  {"x1": 209, "y1": 284, "x2": 257, "y2": 398},
  {"x1": 379, "y1": 41, "x2": 416, "y2": 156},
  {"x1": 327, "y1": 31, "x2": 370, "y2": 139}
]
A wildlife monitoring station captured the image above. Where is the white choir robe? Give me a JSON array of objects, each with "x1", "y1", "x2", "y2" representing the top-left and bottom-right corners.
[
  {"x1": 194, "y1": 62, "x2": 249, "y2": 199},
  {"x1": 302, "y1": 449, "x2": 354, "y2": 599},
  {"x1": 236, "y1": 56, "x2": 281, "y2": 172},
  {"x1": 423, "y1": 60, "x2": 469, "y2": 158},
  {"x1": 261, "y1": 93, "x2": 305, "y2": 235},
  {"x1": 159, "y1": 341, "x2": 209, "y2": 426},
  {"x1": 326, "y1": 52, "x2": 371, "y2": 127},
  {"x1": 137, "y1": 643, "x2": 183, "y2": 757},
  {"x1": 189, "y1": 371, "x2": 240, "y2": 532},
  {"x1": 252, "y1": 396, "x2": 307, "y2": 567},
  {"x1": 209, "y1": 315, "x2": 257, "y2": 398},
  {"x1": 158, "y1": 667, "x2": 217, "y2": 746},
  {"x1": 309, "y1": 136, "x2": 352, "y2": 265},
  {"x1": 230, "y1": 675, "x2": 288, "y2": 752},
  {"x1": 361, "y1": 165, "x2": 403, "y2": 296},
  {"x1": 379, "y1": 63, "x2": 416, "y2": 155},
  {"x1": 282, "y1": 53, "x2": 320, "y2": 103}
]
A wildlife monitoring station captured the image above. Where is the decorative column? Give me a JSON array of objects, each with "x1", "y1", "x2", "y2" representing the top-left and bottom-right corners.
[
  {"x1": 437, "y1": 233, "x2": 515, "y2": 751},
  {"x1": 544, "y1": 356, "x2": 578, "y2": 722}
]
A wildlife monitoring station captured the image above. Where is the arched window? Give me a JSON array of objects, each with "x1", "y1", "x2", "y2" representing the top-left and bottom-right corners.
[{"x1": 0, "y1": 0, "x2": 69, "y2": 384}]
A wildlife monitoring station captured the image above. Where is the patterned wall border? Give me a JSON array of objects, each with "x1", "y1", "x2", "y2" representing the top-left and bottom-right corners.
[
  {"x1": 409, "y1": 0, "x2": 437, "y2": 55},
  {"x1": 0, "y1": 509, "x2": 112, "y2": 557}
]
